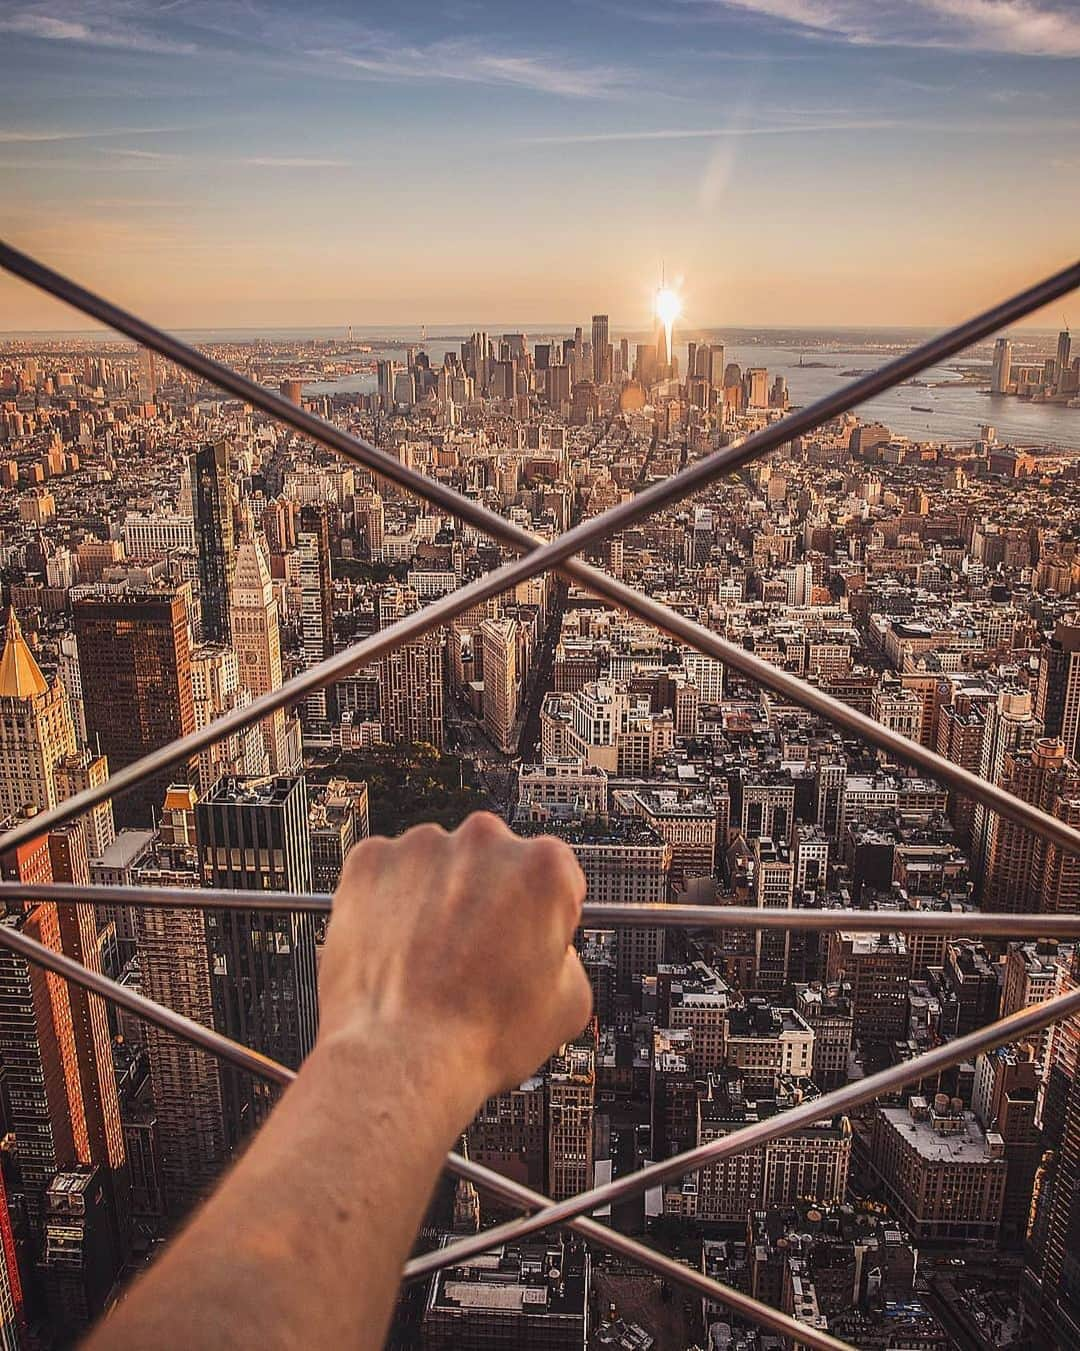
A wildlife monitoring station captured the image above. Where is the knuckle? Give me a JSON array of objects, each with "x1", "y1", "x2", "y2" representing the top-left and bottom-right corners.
[
  {"x1": 459, "y1": 810, "x2": 507, "y2": 844},
  {"x1": 402, "y1": 821, "x2": 448, "y2": 847},
  {"x1": 339, "y1": 836, "x2": 387, "y2": 886},
  {"x1": 530, "y1": 834, "x2": 572, "y2": 871},
  {"x1": 530, "y1": 836, "x2": 585, "y2": 898}
]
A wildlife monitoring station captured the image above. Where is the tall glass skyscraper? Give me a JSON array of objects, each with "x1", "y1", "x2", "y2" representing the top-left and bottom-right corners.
[
  {"x1": 195, "y1": 775, "x2": 319, "y2": 1145},
  {"x1": 191, "y1": 440, "x2": 235, "y2": 646}
]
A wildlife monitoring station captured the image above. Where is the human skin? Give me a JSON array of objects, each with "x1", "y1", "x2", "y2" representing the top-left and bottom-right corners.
[{"x1": 85, "y1": 812, "x2": 593, "y2": 1350}]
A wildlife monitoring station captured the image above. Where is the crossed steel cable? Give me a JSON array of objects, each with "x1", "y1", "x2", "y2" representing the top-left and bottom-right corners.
[
  {"x1": 1, "y1": 908, "x2": 1078, "y2": 1351},
  {"x1": 2, "y1": 241, "x2": 1079, "y2": 1345},
  {"x1": 1, "y1": 244, "x2": 1079, "y2": 866},
  {"x1": 0, "y1": 913, "x2": 857, "y2": 1349}
]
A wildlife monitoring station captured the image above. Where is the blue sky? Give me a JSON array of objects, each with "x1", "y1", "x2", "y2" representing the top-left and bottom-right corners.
[{"x1": 1, "y1": 0, "x2": 1078, "y2": 330}]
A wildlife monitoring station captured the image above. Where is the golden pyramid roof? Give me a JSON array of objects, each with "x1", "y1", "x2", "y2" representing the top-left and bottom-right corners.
[{"x1": 0, "y1": 608, "x2": 49, "y2": 699}]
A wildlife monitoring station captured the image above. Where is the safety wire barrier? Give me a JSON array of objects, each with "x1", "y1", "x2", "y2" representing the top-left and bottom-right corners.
[{"x1": 1, "y1": 241, "x2": 1079, "y2": 1350}]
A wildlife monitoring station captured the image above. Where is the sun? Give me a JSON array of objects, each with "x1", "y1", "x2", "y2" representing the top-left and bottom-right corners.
[
  {"x1": 655, "y1": 285, "x2": 681, "y2": 363},
  {"x1": 655, "y1": 287, "x2": 681, "y2": 329}
]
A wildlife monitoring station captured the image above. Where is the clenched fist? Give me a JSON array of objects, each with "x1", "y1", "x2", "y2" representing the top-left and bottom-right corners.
[{"x1": 319, "y1": 812, "x2": 594, "y2": 1098}]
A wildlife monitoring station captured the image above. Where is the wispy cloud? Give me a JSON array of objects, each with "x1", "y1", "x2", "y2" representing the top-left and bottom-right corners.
[
  {"x1": 0, "y1": 125, "x2": 190, "y2": 144},
  {"x1": 698, "y1": 0, "x2": 1080, "y2": 57},
  {"x1": 102, "y1": 147, "x2": 351, "y2": 169},
  {"x1": 3, "y1": 4, "x2": 636, "y2": 97},
  {"x1": 523, "y1": 110, "x2": 1080, "y2": 145},
  {"x1": 0, "y1": 6, "x2": 197, "y2": 54},
  {"x1": 521, "y1": 118, "x2": 900, "y2": 144},
  {"x1": 313, "y1": 35, "x2": 631, "y2": 99},
  {"x1": 106, "y1": 148, "x2": 182, "y2": 161},
  {"x1": 239, "y1": 156, "x2": 350, "y2": 168}
]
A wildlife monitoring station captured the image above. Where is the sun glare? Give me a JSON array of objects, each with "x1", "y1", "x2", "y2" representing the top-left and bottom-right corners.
[
  {"x1": 655, "y1": 286, "x2": 681, "y2": 329},
  {"x1": 655, "y1": 284, "x2": 681, "y2": 365}
]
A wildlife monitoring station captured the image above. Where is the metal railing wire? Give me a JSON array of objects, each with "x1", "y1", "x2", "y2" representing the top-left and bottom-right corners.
[
  {"x1": 2, "y1": 244, "x2": 1079, "y2": 864},
  {"x1": 1, "y1": 240, "x2": 1079, "y2": 1346},
  {"x1": 8, "y1": 882, "x2": 1080, "y2": 939},
  {"x1": 407, "y1": 978, "x2": 1080, "y2": 1277},
  {"x1": 0, "y1": 902, "x2": 855, "y2": 1351}
]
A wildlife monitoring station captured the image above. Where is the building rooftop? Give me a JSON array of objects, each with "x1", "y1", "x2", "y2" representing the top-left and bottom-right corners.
[
  {"x1": 203, "y1": 774, "x2": 302, "y2": 808},
  {"x1": 879, "y1": 1102, "x2": 1003, "y2": 1164},
  {"x1": 428, "y1": 1238, "x2": 586, "y2": 1319},
  {"x1": 726, "y1": 1005, "x2": 811, "y2": 1040},
  {"x1": 90, "y1": 828, "x2": 156, "y2": 870},
  {"x1": 0, "y1": 607, "x2": 48, "y2": 698}
]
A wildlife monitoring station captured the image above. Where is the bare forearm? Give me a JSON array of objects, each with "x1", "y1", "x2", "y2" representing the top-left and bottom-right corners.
[
  {"x1": 85, "y1": 817, "x2": 590, "y2": 1351},
  {"x1": 89, "y1": 1032, "x2": 478, "y2": 1350}
]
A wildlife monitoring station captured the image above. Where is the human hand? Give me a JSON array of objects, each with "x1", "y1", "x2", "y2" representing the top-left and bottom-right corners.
[{"x1": 318, "y1": 812, "x2": 593, "y2": 1112}]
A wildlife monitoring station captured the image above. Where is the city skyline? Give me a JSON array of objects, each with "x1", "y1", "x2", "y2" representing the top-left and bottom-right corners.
[{"x1": 2, "y1": 0, "x2": 1079, "y2": 330}]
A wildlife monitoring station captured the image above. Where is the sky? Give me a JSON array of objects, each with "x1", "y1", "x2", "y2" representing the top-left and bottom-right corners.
[{"x1": 0, "y1": 0, "x2": 1078, "y2": 332}]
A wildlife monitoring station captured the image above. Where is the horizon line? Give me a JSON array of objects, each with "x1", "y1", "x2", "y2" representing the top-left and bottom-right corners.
[{"x1": 0, "y1": 321, "x2": 1066, "y2": 338}]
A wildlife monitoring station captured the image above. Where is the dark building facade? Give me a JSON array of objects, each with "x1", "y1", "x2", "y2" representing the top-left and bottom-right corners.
[
  {"x1": 196, "y1": 775, "x2": 319, "y2": 1145},
  {"x1": 47, "y1": 825, "x2": 131, "y2": 1256},
  {"x1": 37, "y1": 1168, "x2": 120, "y2": 1342},
  {"x1": 1025, "y1": 996, "x2": 1080, "y2": 1347},
  {"x1": 191, "y1": 441, "x2": 235, "y2": 646},
  {"x1": 73, "y1": 591, "x2": 196, "y2": 826}
]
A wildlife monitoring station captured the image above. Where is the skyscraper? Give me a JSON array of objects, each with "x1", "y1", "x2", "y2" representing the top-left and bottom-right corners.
[
  {"x1": 296, "y1": 506, "x2": 334, "y2": 741},
  {"x1": 1058, "y1": 327, "x2": 1072, "y2": 386},
  {"x1": 1038, "y1": 616, "x2": 1080, "y2": 756},
  {"x1": 591, "y1": 314, "x2": 611, "y2": 384},
  {"x1": 196, "y1": 775, "x2": 319, "y2": 1145},
  {"x1": 354, "y1": 490, "x2": 384, "y2": 563},
  {"x1": 655, "y1": 310, "x2": 670, "y2": 373},
  {"x1": 229, "y1": 536, "x2": 291, "y2": 771},
  {"x1": 377, "y1": 587, "x2": 446, "y2": 748},
  {"x1": 191, "y1": 441, "x2": 235, "y2": 645},
  {"x1": 0, "y1": 895, "x2": 84, "y2": 1221},
  {"x1": 74, "y1": 591, "x2": 197, "y2": 826},
  {"x1": 992, "y1": 337, "x2": 1013, "y2": 394},
  {"x1": 379, "y1": 635, "x2": 446, "y2": 748},
  {"x1": 0, "y1": 1167, "x2": 23, "y2": 1347},
  {"x1": 38, "y1": 1167, "x2": 120, "y2": 1341},
  {"x1": 480, "y1": 616, "x2": 519, "y2": 753},
  {"x1": 1025, "y1": 980, "x2": 1080, "y2": 1345},
  {"x1": 134, "y1": 784, "x2": 227, "y2": 1216},
  {"x1": 547, "y1": 1040, "x2": 595, "y2": 1201},
  {"x1": 972, "y1": 690, "x2": 1042, "y2": 893},
  {"x1": 0, "y1": 608, "x2": 77, "y2": 818},
  {"x1": 47, "y1": 825, "x2": 131, "y2": 1249},
  {"x1": 54, "y1": 752, "x2": 115, "y2": 862},
  {"x1": 136, "y1": 347, "x2": 157, "y2": 403},
  {"x1": 190, "y1": 643, "x2": 268, "y2": 794},
  {"x1": 707, "y1": 342, "x2": 726, "y2": 391}
]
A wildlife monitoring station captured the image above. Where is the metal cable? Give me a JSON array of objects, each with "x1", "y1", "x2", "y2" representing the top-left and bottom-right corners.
[
  {"x1": 4, "y1": 882, "x2": 1071, "y2": 1318},
  {"x1": 405, "y1": 978, "x2": 1080, "y2": 1276},
  {"x1": 2, "y1": 244, "x2": 1079, "y2": 864},
  {"x1": 4, "y1": 242, "x2": 1080, "y2": 1345},
  {"x1": 9, "y1": 882, "x2": 1080, "y2": 938},
  {"x1": 0, "y1": 915, "x2": 851, "y2": 1350}
]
